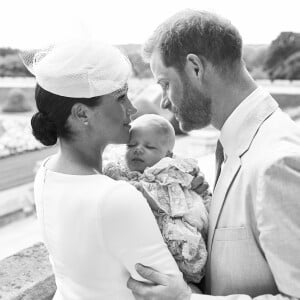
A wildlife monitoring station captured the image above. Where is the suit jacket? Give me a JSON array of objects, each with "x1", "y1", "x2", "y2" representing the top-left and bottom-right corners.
[{"x1": 193, "y1": 92, "x2": 300, "y2": 299}]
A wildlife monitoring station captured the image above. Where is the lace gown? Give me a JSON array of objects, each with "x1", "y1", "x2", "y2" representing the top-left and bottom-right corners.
[{"x1": 104, "y1": 156, "x2": 211, "y2": 283}]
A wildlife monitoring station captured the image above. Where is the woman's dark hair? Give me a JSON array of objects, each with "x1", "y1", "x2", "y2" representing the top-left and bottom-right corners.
[{"x1": 31, "y1": 84, "x2": 102, "y2": 146}]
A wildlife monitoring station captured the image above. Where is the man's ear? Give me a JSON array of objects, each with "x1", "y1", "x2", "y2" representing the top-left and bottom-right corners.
[
  {"x1": 185, "y1": 54, "x2": 205, "y2": 81},
  {"x1": 71, "y1": 103, "x2": 89, "y2": 126}
]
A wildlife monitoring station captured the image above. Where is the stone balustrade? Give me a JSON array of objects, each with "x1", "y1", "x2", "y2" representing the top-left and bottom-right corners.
[{"x1": 0, "y1": 243, "x2": 56, "y2": 300}]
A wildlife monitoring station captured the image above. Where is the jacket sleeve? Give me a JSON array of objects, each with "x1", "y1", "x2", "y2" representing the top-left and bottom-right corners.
[{"x1": 192, "y1": 154, "x2": 300, "y2": 300}]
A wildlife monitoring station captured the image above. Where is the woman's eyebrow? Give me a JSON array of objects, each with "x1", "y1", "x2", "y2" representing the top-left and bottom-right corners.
[{"x1": 113, "y1": 84, "x2": 128, "y2": 97}]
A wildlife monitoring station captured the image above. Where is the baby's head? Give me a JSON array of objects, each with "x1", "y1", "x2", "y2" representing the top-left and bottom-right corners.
[{"x1": 125, "y1": 114, "x2": 175, "y2": 172}]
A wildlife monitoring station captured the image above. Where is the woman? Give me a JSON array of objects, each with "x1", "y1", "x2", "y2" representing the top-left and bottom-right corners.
[{"x1": 26, "y1": 39, "x2": 182, "y2": 299}]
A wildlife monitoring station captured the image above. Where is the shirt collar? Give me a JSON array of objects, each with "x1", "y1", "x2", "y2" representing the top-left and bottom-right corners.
[{"x1": 219, "y1": 87, "x2": 278, "y2": 158}]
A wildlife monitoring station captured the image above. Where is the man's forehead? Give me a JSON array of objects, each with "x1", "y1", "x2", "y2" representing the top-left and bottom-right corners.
[{"x1": 150, "y1": 50, "x2": 178, "y2": 82}]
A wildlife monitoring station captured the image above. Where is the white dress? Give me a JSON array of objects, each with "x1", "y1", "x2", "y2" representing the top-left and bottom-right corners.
[{"x1": 34, "y1": 159, "x2": 181, "y2": 300}]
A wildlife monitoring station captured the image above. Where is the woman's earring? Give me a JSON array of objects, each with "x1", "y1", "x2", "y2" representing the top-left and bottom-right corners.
[{"x1": 83, "y1": 121, "x2": 88, "y2": 126}]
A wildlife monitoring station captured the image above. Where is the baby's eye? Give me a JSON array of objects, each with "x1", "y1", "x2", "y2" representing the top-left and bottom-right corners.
[{"x1": 146, "y1": 146, "x2": 156, "y2": 149}]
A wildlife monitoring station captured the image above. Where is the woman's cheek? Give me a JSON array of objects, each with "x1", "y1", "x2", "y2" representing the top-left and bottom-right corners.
[{"x1": 125, "y1": 150, "x2": 131, "y2": 162}]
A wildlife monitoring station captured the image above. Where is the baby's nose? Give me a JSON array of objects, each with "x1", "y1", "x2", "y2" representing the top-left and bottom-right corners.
[{"x1": 133, "y1": 146, "x2": 144, "y2": 155}]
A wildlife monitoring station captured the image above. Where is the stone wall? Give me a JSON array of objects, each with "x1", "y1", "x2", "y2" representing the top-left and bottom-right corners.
[{"x1": 0, "y1": 243, "x2": 56, "y2": 300}]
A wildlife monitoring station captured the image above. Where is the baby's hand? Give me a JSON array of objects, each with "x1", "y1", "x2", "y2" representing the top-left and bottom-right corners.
[
  {"x1": 191, "y1": 171, "x2": 209, "y2": 195},
  {"x1": 189, "y1": 165, "x2": 200, "y2": 177}
]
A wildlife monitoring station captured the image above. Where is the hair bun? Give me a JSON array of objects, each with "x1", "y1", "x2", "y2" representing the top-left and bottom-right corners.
[{"x1": 31, "y1": 112, "x2": 58, "y2": 146}]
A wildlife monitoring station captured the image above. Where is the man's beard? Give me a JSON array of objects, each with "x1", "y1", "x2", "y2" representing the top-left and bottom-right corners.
[{"x1": 177, "y1": 75, "x2": 212, "y2": 132}]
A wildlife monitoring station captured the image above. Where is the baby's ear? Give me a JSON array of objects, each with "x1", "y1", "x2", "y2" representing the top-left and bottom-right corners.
[{"x1": 166, "y1": 150, "x2": 173, "y2": 158}]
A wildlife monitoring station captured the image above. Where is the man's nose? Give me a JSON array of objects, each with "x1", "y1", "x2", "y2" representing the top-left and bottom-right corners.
[{"x1": 160, "y1": 96, "x2": 172, "y2": 110}]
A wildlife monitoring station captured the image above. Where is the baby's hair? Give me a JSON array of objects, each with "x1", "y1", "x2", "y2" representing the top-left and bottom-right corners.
[{"x1": 131, "y1": 114, "x2": 175, "y2": 151}]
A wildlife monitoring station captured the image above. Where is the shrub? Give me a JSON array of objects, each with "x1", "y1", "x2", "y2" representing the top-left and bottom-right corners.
[
  {"x1": 264, "y1": 32, "x2": 300, "y2": 80},
  {"x1": 2, "y1": 88, "x2": 32, "y2": 113},
  {"x1": 251, "y1": 67, "x2": 269, "y2": 80}
]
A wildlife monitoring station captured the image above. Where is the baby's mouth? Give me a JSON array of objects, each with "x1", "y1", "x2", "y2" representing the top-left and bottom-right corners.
[{"x1": 132, "y1": 157, "x2": 144, "y2": 162}]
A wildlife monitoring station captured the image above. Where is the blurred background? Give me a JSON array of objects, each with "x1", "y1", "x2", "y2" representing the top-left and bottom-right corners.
[{"x1": 0, "y1": 0, "x2": 299, "y2": 261}]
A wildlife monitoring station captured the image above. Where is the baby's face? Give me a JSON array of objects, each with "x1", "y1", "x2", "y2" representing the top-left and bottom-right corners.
[{"x1": 125, "y1": 125, "x2": 169, "y2": 172}]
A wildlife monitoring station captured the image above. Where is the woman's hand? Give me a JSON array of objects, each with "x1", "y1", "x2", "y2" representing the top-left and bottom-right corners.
[{"x1": 127, "y1": 264, "x2": 192, "y2": 300}]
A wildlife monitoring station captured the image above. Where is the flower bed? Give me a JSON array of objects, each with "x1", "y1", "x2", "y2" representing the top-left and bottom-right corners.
[{"x1": 0, "y1": 116, "x2": 45, "y2": 159}]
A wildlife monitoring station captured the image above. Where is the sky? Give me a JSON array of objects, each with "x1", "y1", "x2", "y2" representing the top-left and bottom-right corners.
[{"x1": 1, "y1": 0, "x2": 299, "y2": 50}]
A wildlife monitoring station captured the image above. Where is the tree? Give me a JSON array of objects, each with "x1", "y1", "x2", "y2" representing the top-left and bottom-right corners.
[
  {"x1": 284, "y1": 52, "x2": 300, "y2": 80},
  {"x1": 127, "y1": 52, "x2": 152, "y2": 78},
  {"x1": 264, "y1": 32, "x2": 300, "y2": 80},
  {"x1": 0, "y1": 51, "x2": 32, "y2": 77},
  {"x1": 0, "y1": 47, "x2": 19, "y2": 56},
  {"x1": 118, "y1": 44, "x2": 152, "y2": 78}
]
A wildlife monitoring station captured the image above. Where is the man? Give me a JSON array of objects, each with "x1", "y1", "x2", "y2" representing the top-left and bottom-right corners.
[{"x1": 127, "y1": 9, "x2": 300, "y2": 300}]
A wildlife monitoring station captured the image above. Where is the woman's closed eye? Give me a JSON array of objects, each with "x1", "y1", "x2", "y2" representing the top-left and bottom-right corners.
[
  {"x1": 118, "y1": 94, "x2": 127, "y2": 102},
  {"x1": 127, "y1": 143, "x2": 136, "y2": 148}
]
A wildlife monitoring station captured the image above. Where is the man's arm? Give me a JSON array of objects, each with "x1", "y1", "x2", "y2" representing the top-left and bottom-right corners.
[{"x1": 128, "y1": 264, "x2": 296, "y2": 300}]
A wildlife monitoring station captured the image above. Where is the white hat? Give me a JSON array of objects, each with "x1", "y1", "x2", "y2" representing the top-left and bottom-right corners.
[{"x1": 21, "y1": 38, "x2": 131, "y2": 98}]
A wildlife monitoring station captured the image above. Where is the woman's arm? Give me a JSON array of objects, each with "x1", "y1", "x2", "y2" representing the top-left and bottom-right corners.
[{"x1": 99, "y1": 181, "x2": 182, "y2": 282}]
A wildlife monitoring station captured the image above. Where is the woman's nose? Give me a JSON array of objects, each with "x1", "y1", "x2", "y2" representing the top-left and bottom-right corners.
[{"x1": 126, "y1": 99, "x2": 138, "y2": 115}]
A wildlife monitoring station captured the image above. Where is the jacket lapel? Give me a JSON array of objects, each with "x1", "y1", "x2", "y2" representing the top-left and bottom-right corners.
[
  {"x1": 207, "y1": 93, "x2": 279, "y2": 254},
  {"x1": 208, "y1": 155, "x2": 241, "y2": 252}
]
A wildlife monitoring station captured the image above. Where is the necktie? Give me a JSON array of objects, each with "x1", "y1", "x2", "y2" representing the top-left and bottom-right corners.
[{"x1": 214, "y1": 139, "x2": 224, "y2": 190}]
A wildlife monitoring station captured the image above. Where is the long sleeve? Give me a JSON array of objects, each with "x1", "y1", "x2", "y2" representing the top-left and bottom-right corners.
[
  {"x1": 99, "y1": 181, "x2": 181, "y2": 282},
  {"x1": 191, "y1": 154, "x2": 300, "y2": 300}
]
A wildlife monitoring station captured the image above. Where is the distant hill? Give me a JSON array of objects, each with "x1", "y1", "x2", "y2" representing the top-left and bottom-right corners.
[
  {"x1": 118, "y1": 43, "x2": 269, "y2": 78},
  {"x1": 0, "y1": 43, "x2": 270, "y2": 79}
]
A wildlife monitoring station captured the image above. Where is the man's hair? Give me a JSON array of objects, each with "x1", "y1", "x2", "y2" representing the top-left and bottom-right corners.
[{"x1": 142, "y1": 9, "x2": 243, "y2": 73}]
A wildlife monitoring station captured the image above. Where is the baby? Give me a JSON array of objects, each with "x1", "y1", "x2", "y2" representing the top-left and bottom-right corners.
[{"x1": 104, "y1": 114, "x2": 211, "y2": 283}]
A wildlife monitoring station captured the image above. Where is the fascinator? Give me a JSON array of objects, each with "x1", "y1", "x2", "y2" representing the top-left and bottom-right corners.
[{"x1": 21, "y1": 38, "x2": 131, "y2": 98}]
